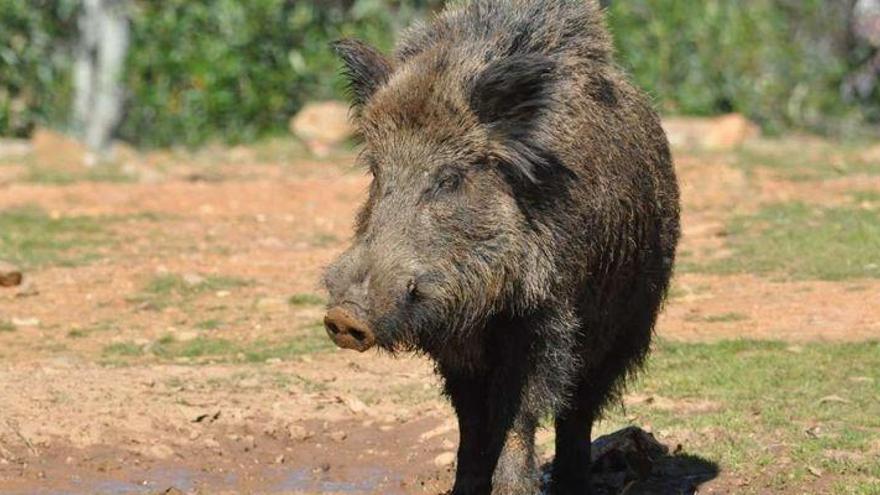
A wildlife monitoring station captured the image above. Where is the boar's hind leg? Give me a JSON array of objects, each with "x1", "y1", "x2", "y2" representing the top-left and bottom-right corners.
[{"x1": 445, "y1": 372, "x2": 493, "y2": 495}]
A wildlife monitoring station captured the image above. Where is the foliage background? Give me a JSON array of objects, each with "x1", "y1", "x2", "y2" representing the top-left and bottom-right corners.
[{"x1": 0, "y1": 0, "x2": 877, "y2": 146}]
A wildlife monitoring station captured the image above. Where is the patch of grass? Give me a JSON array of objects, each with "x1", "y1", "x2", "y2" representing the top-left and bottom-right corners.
[
  {"x1": 734, "y1": 140, "x2": 879, "y2": 182},
  {"x1": 130, "y1": 273, "x2": 252, "y2": 310},
  {"x1": 700, "y1": 202, "x2": 880, "y2": 280},
  {"x1": 0, "y1": 321, "x2": 16, "y2": 333},
  {"x1": 241, "y1": 333, "x2": 335, "y2": 363},
  {"x1": 687, "y1": 312, "x2": 750, "y2": 323},
  {"x1": 105, "y1": 322, "x2": 335, "y2": 364},
  {"x1": 597, "y1": 340, "x2": 880, "y2": 491},
  {"x1": 288, "y1": 293, "x2": 325, "y2": 306},
  {"x1": 25, "y1": 165, "x2": 135, "y2": 185},
  {"x1": 195, "y1": 318, "x2": 222, "y2": 330},
  {"x1": 156, "y1": 337, "x2": 237, "y2": 359},
  {"x1": 103, "y1": 342, "x2": 145, "y2": 357},
  {"x1": 0, "y1": 205, "x2": 110, "y2": 268}
]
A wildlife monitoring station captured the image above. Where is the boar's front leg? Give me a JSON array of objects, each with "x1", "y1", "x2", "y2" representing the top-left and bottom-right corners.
[
  {"x1": 488, "y1": 407, "x2": 539, "y2": 495},
  {"x1": 488, "y1": 309, "x2": 580, "y2": 495},
  {"x1": 444, "y1": 371, "x2": 493, "y2": 495}
]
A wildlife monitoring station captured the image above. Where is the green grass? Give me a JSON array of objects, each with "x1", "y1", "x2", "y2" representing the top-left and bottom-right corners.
[
  {"x1": 25, "y1": 165, "x2": 135, "y2": 185},
  {"x1": 288, "y1": 293, "x2": 325, "y2": 306},
  {"x1": 195, "y1": 318, "x2": 223, "y2": 330},
  {"x1": 0, "y1": 321, "x2": 16, "y2": 333},
  {"x1": 598, "y1": 340, "x2": 880, "y2": 493},
  {"x1": 0, "y1": 206, "x2": 110, "y2": 268},
  {"x1": 734, "y1": 140, "x2": 879, "y2": 182},
  {"x1": 687, "y1": 312, "x2": 750, "y2": 323},
  {"x1": 699, "y1": 201, "x2": 880, "y2": 280},
  {"x1": 129, "y1": 273, "x2": 252, "y2": 310},
  {"x1": 102, "y1": 342, "x2": 145, "y2": 357},
  {"x1": 105, "y1": 322, "x2": 333, "y2": 364}
]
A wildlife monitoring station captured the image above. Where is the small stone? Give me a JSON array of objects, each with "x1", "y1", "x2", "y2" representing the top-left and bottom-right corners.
[
  {"x1": 11, "y1": 317, "x2": 39, "y2": 327},
  {"x1": 182, "y1": 273, "x2": 204, "y2": 287},
  {"x1": 337, "y1": 395, "x2": 368, "y2": 415},
  {"x1": 290, "y1": 101, "x2": 354, "y2": 157},
  {"x1": 433, "y1": 451, "x2": 456, "y2": 468},
  {"x1": 14, "y1": 280, "x2": 39, "y2": 298},
  {"x1": 215, "y1": 290, "x2": 231, "y2": 298},
  {"x1": 275, "y1": 454, "x2": 285, "y2": 464},
  {"x1": 329, "y1": 431, "x2": 348, "y2": 442},
  {"x1": 203, "y1": 437, "x2": 220, "y2": 449},
  {"x1": 175, "y1": 331, "x2": 199, "y2": 342},
  {"x1": 148, "y1": 444, "x2": 174, "y2": 460},
  {"x1": 288, "y1": 424, "x2": 312, "y2": 441},
  {"x1": 0, "y1": 261, "x2": 23, "y2": 287}
]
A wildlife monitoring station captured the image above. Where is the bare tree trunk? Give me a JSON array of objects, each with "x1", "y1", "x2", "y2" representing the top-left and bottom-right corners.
[
  {"x1": 844, "y1": 0, "x2": 880, "y2": 100},
  {"x1": 73, "y1": 0, "x2": 130, "y2": 163}
]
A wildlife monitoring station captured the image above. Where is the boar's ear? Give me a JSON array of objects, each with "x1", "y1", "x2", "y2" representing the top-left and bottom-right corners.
[
  {"x1": 332, "y1": 39, "x2": 394, "y2": 109},
  {"x1": 469, "y1": 54, "x2": 556, "y2": 183}
]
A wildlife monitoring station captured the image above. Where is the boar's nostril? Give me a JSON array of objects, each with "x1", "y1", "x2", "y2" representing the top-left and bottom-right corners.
[
  {"x1": 323, "y1": 306, "x2": 376, "y2": 352},
  {"x1": 326, "y1": 321, "x2": 341, "y2": 335}
]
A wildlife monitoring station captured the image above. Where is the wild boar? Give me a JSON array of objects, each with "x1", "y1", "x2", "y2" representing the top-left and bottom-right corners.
[{"x1": 323, "y1": 0, "x2": 680, "y2": 492}]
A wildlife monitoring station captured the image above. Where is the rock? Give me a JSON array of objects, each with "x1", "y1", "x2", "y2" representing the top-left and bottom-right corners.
[
  {"x1": 662, "y1": 114, "x2": 759, "y2": 151},
  {"x1": 287, "y1": 424, "x2": 312, "y2": 441},
  {"x1": 329, "y1": 431, "x2": 348, "y2": 442},
  {"x1": 590, "y1": 426, "x2": 669, "y2": 482},
  {"x1": 275, "y1": 454, "x2": 285, "y2": 464},
  {"x1": 0, "y1": 261, "x2": 23, "y2": 287},
  {"x1": 182, "y1": 273, "x2": 204, "y2": 287},
  {"x1": 289, "y1": 101, "x2": 354, "y2": 157},
  {"x1": 11, "y1": 317, "x2": 39, "y2": 328},
  {"x1": 433, "y1": 451, "x2": 456, "y2": 468},
  {"x1": 336, "y1": 395, "x2": 369, "y2": 415},
  {"x1": 148, "y1": 444, "x2": 175, "y2": 460},
  {"x1": 14, "y1": 280, "x2": 39, "y2": 298},
  {"x1": 174, "y1": 330, "x2": 199, "y2": 343}
]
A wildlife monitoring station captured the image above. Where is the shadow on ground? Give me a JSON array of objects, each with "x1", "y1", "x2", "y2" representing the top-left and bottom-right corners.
[{"x1": 540, "y1": 427, "x2": 720, "y2": 495}]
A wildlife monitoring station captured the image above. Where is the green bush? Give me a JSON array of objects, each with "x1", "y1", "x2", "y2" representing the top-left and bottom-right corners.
[
  {"x1": 0, "y1": 0, "x2": 876, "y2": 145},
  {"x1": 120, "y1": 0, "x2": 433, "y2": 147},
  {"x1": 0, "y1": 0, "x2": 78, "y2": 137},
  {"x1": 608, "y1": 0, "x2": 872, "y2": 134}
]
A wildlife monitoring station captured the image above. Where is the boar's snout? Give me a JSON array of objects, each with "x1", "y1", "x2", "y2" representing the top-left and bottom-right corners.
[{"x1": 324, "y1": 306, "x2": 376, "y2": 352}]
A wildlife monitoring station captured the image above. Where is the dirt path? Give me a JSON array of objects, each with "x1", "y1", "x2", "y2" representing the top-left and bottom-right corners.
[{"x1": 0, "y1": 136, "x2": 878, "y2": 493}]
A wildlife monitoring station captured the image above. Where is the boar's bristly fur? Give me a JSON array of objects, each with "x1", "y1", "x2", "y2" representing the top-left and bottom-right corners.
[{"x1": 323, "y1": 0, "x2": 680, "y2": 493}]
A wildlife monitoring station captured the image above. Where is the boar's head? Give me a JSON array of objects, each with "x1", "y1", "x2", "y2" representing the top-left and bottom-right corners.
[{"x1": 322, "y1": 40, "x2": 562, "y2": 354}]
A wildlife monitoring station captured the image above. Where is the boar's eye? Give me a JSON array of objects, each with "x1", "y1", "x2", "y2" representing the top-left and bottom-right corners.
[{"x1": 430, "y1": 168, "x2": 463, "y2": 198}]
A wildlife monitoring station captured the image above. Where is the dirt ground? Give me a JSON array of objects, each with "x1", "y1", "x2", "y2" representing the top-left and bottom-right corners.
[{"x1": 0, "y1": 132, "x2": 878, "y2": 494}]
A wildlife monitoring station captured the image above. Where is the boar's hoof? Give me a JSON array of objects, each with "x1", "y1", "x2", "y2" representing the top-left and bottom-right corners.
[{"x1": 324, "y1": 306, "x2": 376, "y2": 352}]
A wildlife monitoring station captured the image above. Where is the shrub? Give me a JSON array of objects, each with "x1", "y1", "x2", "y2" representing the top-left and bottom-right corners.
[
  {"x1": 0, "y1": 0, "x2": 78, "y2": 137},
  {"x1": 608, "y1": 0, "x2": 872, "y2": 135}
]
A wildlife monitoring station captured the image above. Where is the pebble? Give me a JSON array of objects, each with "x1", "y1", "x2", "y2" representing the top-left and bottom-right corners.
[
  {"x1": 11, "y1": 317, "x2": 40, "y2": 327},
  {"x1": 433, "y1": 451, "x2": 456, "y2": 468},
  {"x1": 287, "y1": 424, "x2": 312, "y2": 441},
  {"x1": 329, "y1": 431, "x2": 348, "y2": 442},
  {"x1": 0, "y1": 261, "x2": 22, "y2": 287}
]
